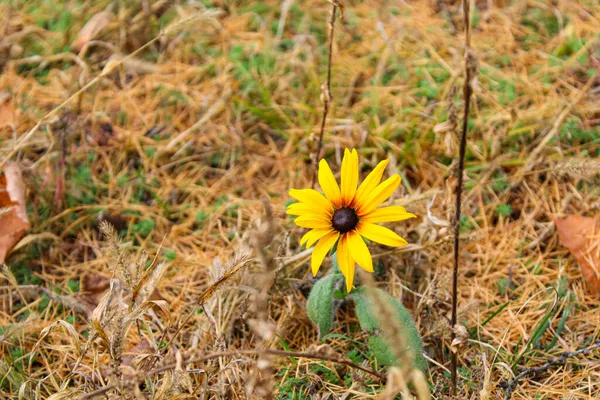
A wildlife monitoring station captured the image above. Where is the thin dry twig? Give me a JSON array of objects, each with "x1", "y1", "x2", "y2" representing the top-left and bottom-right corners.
[
  {"x1": 311, "y1": 3, "x2": 337, "y2": 188},
  {"x1": 500, "y1": 340, "x2": 600, "y2": 400}
]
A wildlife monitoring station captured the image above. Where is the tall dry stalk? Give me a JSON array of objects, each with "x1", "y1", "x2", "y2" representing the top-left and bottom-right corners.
[
  {"x1": 311, "y1": 3, "x2": 338, "y2": 188},
  {"x1": 451, "y1": 0, "x2": 476, "y2": 394}
]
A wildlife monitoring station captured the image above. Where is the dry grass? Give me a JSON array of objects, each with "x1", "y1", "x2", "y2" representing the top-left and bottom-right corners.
[{"x1": 1, "y1": 0, "x2": 600, "y2": 398}]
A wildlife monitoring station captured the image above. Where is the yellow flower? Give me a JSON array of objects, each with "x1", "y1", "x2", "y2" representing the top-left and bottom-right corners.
[{"x1": 288, "y1": 149, "x2": 416, "y2": 292}]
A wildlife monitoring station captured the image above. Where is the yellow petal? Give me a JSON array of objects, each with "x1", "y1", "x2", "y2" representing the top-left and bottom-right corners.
[
  {"x1": 311, "y1": 231, "x2": 340, "y2": 276},
  {"x1": 300, "y1": 230, "x2": 312, "y2": 246},
  {"x1": 356, "y1": 222, "x2": 408, "y2": 247},
  {"x1": 300, "y1": 228, "x2": 333, "y2": 248},
  {"x1": 352, "y1": 159, "x2": 389, "y2": 208},
  {"x1": 318, "y1": 159, "x2": 342, "y2": 208},
  {"x1": 340, "y1": 149, "x2": 359, "y2": 206},
  {"x1": 360, "y1": 206, "x2": 416, "y2": 223},
  {"x1": 345, "y1": 261, "x2": 355, "y2": 292},
  {"x1": 346, "y1": 230, "x2": 373, "y2": 272},
  {"x1": 287, "y1": 202, "x2": 332, "y2": 218},
  {"x1": 337, "y1": 234, "x2": 356, "y2": 292},
  {"x1": 356, "y1": 175, "x2": 401, "y2": 216},
  {"x1": 294, "y1": 215, "x2": 332, "y2": 229},
  {"x1": 289, "y1": 189, "x2": 333, "y2": 212}
]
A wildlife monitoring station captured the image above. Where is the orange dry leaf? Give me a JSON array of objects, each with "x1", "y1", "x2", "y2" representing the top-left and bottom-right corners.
[
  {"x1": 0, "y1": 163, "x2": 30, "y2": 263},
  {"x1": 71, "y1": 11, "x2": 114, "y2": 53},
  {"x1": 555, "y1": 214, "x2": 600, "y2": 294}
]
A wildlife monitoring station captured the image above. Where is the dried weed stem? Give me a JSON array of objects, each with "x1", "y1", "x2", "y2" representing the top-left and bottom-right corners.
[
  {"x1": 311, "y1": 3, "x2": 337, "y2": 188},
  {"x1": 500, "y1": 339, "x2": 600, "y2": 399},
  {"x1": 451, "y1": 0, "x2": 476, "y2": 393}
]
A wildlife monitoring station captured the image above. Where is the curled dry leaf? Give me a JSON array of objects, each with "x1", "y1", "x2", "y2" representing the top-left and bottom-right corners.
[
  {"x1": 555, "y1": 214, "x2": 600, "y2": 294},
  {"x1": 71, "y1": 11, "x2": 114, "y2": 52},
  {"x1": 126, "y1": 299, "x2": 170, "y2": 323},
  {"x1": 90, "y1": 279, "x2": 123, "y2": 349},
  {"x1": 450, "y1": 324, "x2": 469, "y2": 354},
  {"x1": 427, "y1": 195, "x2": 450, "y2": 227},
  {"x1": 0, "y1": 163, "x2": 29, "y2": 263}
]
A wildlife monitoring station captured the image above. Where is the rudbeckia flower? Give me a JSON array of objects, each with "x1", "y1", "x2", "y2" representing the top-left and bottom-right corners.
[{"x1": 288, "y1": 149, "x2": 415, "y2": 292}]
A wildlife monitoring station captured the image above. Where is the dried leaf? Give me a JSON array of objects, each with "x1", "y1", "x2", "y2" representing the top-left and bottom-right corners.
[
  {"x1": 555, "y1": 214, "x2": 600, "y2": 294},
  {"x1": 0, "y1": 163, "x2": 30, "y2": 263},
  {"x1": 90, "y1": 279, "x2": 122, "y2": 346},
  {"x1": 132, "y1": 261, "x2": 168, "y2": 306},
  {"x1": 450, "y1": 324, "x2": 469, "y2": 354},
  {"x1": 92, "y1": 319, "x2": 110, "y2": 350},
  {"x1": 427, "y1": 196, "x2": 450, "y2": 227},
  {"x1": 126, "y1": 300, "x2": 170, "y2": 323},
  {"x1": 79, "y1": 273, "x2": 111, "y2": 308},
  {"x1": 71, "y1": 11, "x2": 114, "y2": 52}
]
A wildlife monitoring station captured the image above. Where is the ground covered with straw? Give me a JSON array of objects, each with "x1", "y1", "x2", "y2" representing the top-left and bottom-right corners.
[{"x1": 1, "y1": 0, "x2": 599, "y2": 399}]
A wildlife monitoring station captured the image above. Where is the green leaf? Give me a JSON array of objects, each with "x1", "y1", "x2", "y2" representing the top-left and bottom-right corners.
[
  {"x1": 306, "y1": 274, "x2": 341, "y2": 338},
  {"x1": 351, "y1": 288, "x2": 427, "y2": 370},
  {"x1": 368, "y1": 335, "x2": 398, "y2": 366}
]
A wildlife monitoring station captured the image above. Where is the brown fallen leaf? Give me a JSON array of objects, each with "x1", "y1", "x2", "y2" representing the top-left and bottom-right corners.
[
  {"x1": 78, "y1": 273, "x2": 111, "y2": 308},
  {"x1": 0, "y1": 163, "x2": 30, "y2": 263},
  {"x1": 555, "y1": 214, "x2": 600, "y2": 294},
  {"x1": 71, "y1": 11, "x2": 114, "y2": 53}
]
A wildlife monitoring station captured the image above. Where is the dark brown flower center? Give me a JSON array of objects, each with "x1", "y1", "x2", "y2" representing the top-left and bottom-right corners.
[{"x1": 332, "y1": 207, "x2": 358, "y2": 233}]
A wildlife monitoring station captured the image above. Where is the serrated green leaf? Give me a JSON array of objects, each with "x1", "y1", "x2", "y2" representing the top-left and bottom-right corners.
[
  {"x1": 351, "y1": 287, "x2": 427, "y2": 370},
  {"x1": 306, "y1": 274, "x2": 340, "y2": 338}
]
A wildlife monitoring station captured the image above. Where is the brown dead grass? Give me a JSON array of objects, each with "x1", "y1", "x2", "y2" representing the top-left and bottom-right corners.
[{"x1": 1, "y1": 0, "x2": 600, "y2": 398}]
